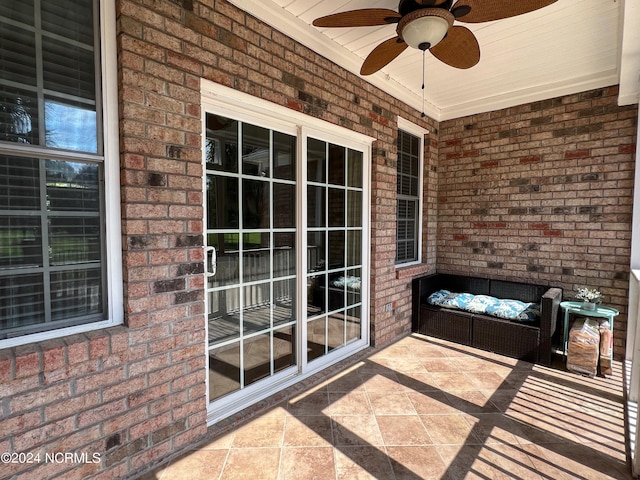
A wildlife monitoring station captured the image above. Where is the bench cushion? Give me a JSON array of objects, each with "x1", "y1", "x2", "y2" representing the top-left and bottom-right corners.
[{"x1": 427, "y1": 289, "x2": 540, "y2": 322}]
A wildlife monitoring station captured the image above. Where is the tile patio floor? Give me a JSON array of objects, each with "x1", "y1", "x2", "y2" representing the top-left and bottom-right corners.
[{"x1": 141, "y1": 333, "x2": 632, "y2": 479}]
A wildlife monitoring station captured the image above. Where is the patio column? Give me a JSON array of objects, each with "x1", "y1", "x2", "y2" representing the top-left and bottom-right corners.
[{"x1": 626, "y1": 98, "x2": 640, "y2": 384}]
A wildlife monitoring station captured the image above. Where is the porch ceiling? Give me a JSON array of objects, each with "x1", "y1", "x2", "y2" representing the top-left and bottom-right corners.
[{"x1": 230, "y1": 0, "x2": 640, "y2": 122}]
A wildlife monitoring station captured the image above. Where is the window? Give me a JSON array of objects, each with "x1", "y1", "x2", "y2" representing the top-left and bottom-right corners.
[
  {"x1": 0, "y1": 0, "x2": 121, "y2": 345},
  {"x1": 396, "y1": 124, "x2": 425, "y2": 265}
]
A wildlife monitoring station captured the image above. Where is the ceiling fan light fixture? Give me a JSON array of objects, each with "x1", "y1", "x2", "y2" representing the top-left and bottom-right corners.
[{"x1": 398, "y1": 8, "x2": 454, "y2": 50}]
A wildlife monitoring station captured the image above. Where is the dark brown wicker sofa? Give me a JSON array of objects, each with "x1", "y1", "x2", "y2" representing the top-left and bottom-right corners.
[{"x1": 412, "y1": 273, "x2": 562, "y2": 365}]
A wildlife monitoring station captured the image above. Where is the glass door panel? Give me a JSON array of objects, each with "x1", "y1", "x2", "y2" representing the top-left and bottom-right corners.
[
  {"x1": 243, "y1": 332, "x2": 271, "y2": 386},
  {"x1": 273, "y1": 132, "x2": 296, "y2": 181},
  {"x1": 307, "y1": 138, "x2": 326, "y2": 183},
  {"x1": 206, "y1": 233, "x2": 239, "y2": 288},
  {"x1": 242, "y1": 179, "x2": 270, "y2": 228},
  {"x1": 328, "y1": 144, "x2": 346, "y2": 186},
  {"x1": 306, "y1": 139, "x2": 364, "y2": 363},
  {"x1": 242, "y1": 124, "x2": 269, "y2": 176},
  {"x1": 206, "y1": 176, "x2": 239, "y2": 229},
  {"x1": 273, "y1": 324, "x2": 295, "y2": 372},
  {"x1": 207, "y1": 288, "x2": 240, "y2": 344},
  {"x1": 346, "y1": 306, "x2": 361, "y2": 343},
  {"x1": 208, "y1": 343, "x2": 240, "y2": 400},
  {"x1": 205, "y1": 115, "x2": 238, "y2": 173}
]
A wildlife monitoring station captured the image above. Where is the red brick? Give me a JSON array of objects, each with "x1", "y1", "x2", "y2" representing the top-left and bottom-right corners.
[
  {"x1": 0, "y1": 410, "x2": 42, "y2": 437},
  {"x1": 129, "y1": 325, "x2": 171, "y2": 346},
  {"x1": 172, "y1": 424, "x2": 208, "y2": 450},
  {"x1": 109, "y1": 327, "x2": 129, "y2": 354},
  {"x1": 10, "y1": 382, "x2": 70, "y2": 414},
  {"x1": 102, "y1": 376, "x2": 148, "y2": 403},
  {"x1": 171, "y1": 370, "x2": 203, "y2": 392},
  {"x1": 529, "y1": 223, "x2": 550, "y2": 230},
  {"x1": 169, "y1": 344, "x2": 202, "y2": 363},
  {"x1": 87, "y1": 332, "x2": 110, "y2": 359},
  {"x1": 42, "y1": 359, "x2": 100, "y2": 386},
  {"x1": 149, "y1": 390, "x2": 188, "y2": 415},
  {"x1": 128, "y1": 354, "x2": 170, "y2": 378},
  {"x1": 130, "y1": 441, "x2": 172, "y2": 471},
  {"x1": 77, "y1": 399, "x2": 128, "y2": 428},
  {"x1": 128, "y1": 383, "x2": 171, "y2": 408},
  {"x1": 45, "y1": 391, "x2": 101, "y2": 422},
  {"x1": 286, "y1": 98, "x2": 303, "y2": 111},
  {"x1": 15, "y1": 460, "x2": 76, "y2": 480},
  {"x1": 564, "y1": 149, "x2": 590, "y2": 159},
  {"x1": 14, "y1": 345, "x2": 41, "y2": 379},
  {"x1": 619, "y1": 144, "x2": 636, "y2": 154},
  {"x1": 14, "y1": 417, "x2": 76, "y2": 450},
  {"x1": 45, "y1": 425, "x2": 101, "y2": 455},
  {"x1": 65, "y1": 335, "x2": 90, "y2": 366},
  {"x1": 148, "y1": 334, "x2": 187, "y2": 355},
  {"x1": 101, "y1": 406, "x2": 148, "y2": 433},
  {"x1": 148, "y1": 364, "x2": 186, "y2": 387},
  {"x1": 40, "y1": 339, "x2": 67, "y2": 372},
  {"x1": 0, "y1": 350, "x2": 13, "y2": 382},
  {"x1": 74, "y1": 367, "x2": 126, "y2": 394},
  {"x1": 130, "y1": 412, "x2": 173, "y2": 439}
]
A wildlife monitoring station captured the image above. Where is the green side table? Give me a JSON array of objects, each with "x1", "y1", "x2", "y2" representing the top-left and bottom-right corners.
[{"x1": 560, "y1": 301, "x2": 619, "y2": 360}]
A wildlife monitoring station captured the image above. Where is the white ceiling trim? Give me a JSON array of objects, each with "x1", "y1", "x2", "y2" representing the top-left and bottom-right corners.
[
  {"x1": 231, "y1": 0, "x2": 635, "y2": 121},
  {"x1": 229, "y1": 0, "x2": 440, "y2": 120},
  {"x1": 442, "y1": 69, "x2": 620, "y2": 121}
]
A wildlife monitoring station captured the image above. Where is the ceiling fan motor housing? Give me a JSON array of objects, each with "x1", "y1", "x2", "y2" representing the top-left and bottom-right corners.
[
  {"x1": 398, "y1": 0, "x2": 454, "y2": 16},
  {"x1": 397, "y1": 8, "x2": 455, "y2": 51}
]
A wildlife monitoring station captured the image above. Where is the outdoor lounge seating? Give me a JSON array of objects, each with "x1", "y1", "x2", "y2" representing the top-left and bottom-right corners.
[{"x1": 412, "y1": 273, "x2": 562, "y2": 365}]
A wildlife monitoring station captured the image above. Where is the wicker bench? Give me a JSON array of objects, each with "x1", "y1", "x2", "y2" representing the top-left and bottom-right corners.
[{"x1": 412, "y1": 273, "x2": 562, "y2": 365}]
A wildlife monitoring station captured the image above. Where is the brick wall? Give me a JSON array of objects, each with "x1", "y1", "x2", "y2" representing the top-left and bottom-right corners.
[
  {"x1": 438, "y1": 86, "x2": 638, "y2": 358},
  {"x1": 0, "y1": 0, "x2": 434, "y2": 478}
]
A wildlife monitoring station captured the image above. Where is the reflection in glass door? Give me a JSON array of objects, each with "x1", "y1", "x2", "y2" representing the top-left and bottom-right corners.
[{"x1": 205, "y1": 114, "x2": 297, "y2": 402}]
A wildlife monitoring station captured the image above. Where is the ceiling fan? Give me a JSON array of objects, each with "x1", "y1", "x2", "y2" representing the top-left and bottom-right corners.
[{"x1": 312, "y1": 0, "x2": 558, "y2": 75}]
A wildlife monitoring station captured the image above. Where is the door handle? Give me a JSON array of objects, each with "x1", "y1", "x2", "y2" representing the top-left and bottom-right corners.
[{"x1": 205, "y1": 246, "x2": 217, "y2": 277}]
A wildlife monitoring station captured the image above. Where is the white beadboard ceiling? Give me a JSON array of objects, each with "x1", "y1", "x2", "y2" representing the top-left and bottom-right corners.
[{"x1": 229, "y1": 0, "x2": 640, "y2": 122}]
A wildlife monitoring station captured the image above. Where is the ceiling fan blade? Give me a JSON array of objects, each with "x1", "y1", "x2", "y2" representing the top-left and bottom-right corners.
[
  {"x1": 313, "y1": 9, "x2": 401, "y2": 28},
  {"x1": 454, "y1": 0, "x2": 557, "y2": 23},
  {"x1": 429, "y1": 26, "x2": 480, "y2": 69},
  {"x1": 360, "y1": 37, "x2": 408, "y2": 75}
]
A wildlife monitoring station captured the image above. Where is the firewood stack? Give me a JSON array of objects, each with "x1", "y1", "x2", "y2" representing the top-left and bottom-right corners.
[{"x1": 567, "y1": 318, "x2": 600, "y2": 377}]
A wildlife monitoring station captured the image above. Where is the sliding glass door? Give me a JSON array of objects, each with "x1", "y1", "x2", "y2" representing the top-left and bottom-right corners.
[{"x1": 203, "y1": 106, "x2": 369, "y2": 420}]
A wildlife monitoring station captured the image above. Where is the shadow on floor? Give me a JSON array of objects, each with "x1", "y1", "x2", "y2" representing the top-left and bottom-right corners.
[{"x1": 140, "y1": 333, "x2": 632, "y2": 479}]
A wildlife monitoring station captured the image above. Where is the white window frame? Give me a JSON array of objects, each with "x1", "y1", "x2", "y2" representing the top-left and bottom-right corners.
[
  {"x1": 0, "y1": 0, "x2": 122, "y2": 349},
  {"x1": 395, "y1": 117, "x2": 427, "y2": 267}
]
